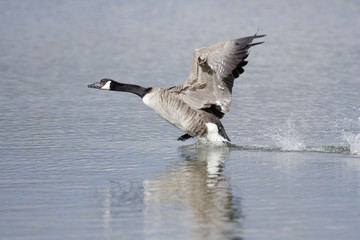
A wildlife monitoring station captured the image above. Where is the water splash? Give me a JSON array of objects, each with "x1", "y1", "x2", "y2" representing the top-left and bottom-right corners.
[
  {"x1": 269, "y1": 118, "x2": 306, "y2": 151},
  {"x1": 229, "y1": 115, "x2": 358, "y2": 155},
  {"x1": 343, "y1": 117, "x2": 360, "y2": 155},
  {"x1": 231, "y1": 145, "x2": 350, "y2": 155}
]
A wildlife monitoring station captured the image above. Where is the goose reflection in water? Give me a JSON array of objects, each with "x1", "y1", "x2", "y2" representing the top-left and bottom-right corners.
[{"x1": 143, "y1": 145, "x2": 243, "y2": 240}]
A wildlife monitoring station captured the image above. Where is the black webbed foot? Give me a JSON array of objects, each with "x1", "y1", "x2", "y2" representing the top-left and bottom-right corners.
[{"x1": 177, "y1": 133, "x2": 194, "y2": 141}]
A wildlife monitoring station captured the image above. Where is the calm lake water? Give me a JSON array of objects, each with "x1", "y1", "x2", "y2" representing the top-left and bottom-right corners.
[{"x1": 1, "y1": 0, "x2": 360, "y2": 239}]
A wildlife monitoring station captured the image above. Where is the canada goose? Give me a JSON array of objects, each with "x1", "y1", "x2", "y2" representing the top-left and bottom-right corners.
[{"x1": 88, "y1": 34, "x2": 265, "y2": 145}]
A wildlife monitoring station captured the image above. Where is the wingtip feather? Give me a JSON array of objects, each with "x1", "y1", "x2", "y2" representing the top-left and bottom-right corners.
[
  {"x1": 250, "y1": 41, "x2": 265, "y2": 47},
  {"x1": 254, "y1": 34, "x2": 267, "y2": 38}
]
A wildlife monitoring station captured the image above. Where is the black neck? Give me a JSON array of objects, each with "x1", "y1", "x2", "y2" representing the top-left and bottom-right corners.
[{"x1": 111, "y1": 81, "x2": 151, "y2": 98}]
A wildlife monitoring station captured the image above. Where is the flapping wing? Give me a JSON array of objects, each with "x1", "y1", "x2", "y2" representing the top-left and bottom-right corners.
[{"x1": 171, "y1": 34, "x2": 265, "y2": 118}]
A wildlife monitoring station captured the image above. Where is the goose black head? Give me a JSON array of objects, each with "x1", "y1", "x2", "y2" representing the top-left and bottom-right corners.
[{"x1": 88, "y1": 78, "x2": 114, "y2": 90}]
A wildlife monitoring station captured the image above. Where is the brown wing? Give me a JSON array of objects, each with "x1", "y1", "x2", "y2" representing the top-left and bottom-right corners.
[{"x1": 171, "y1": 34, "x2": 265, "y2": 118}]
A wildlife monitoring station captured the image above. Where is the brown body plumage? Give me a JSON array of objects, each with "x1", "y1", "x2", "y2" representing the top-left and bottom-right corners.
[{"x1": 88, "y1": 34, "x2": 265, "y2": 144}]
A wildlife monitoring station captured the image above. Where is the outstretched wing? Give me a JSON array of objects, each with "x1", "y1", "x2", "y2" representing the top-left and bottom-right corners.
[{"x1": 171, "y1": 34, "x2": 265, "y2": 118}]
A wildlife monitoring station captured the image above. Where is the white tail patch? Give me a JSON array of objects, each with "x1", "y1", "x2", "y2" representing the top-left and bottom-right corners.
[
  {"x1": 205, "y1": 123, "x2": 227, "y2": 144},
  {"x1": 101, "y1": 81, "x2": 112, "y2": 90}
]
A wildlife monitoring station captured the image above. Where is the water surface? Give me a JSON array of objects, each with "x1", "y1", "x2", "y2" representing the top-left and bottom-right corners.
[{"x1": 1, "y1": 0, "x2": 360, "y2": 239}]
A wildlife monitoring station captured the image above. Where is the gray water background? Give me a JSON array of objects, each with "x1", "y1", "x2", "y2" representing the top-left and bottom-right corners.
[{"x1": 1, "y1": 0, "x2": 360, "y2": 239}]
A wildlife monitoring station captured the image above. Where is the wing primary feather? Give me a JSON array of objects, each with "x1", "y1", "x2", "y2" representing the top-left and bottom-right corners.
[
  {"x1": 240, "y1": 60, "x2": 248, "y2": 67},
  {"x1": 254, "y1": 34, "x2": 267, "y2": 39},
  {"x1": 250, "y1": 41, "x2": 265, "y2": 47},
  {"x1": 176, "y1": 33, "x2": 265, "y2": 119}
]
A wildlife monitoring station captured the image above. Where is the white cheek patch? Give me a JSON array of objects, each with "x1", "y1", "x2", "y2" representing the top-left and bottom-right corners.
[{"x1": 101, "y1": 81, "x2": 112, "y2": 90}]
